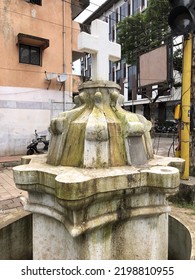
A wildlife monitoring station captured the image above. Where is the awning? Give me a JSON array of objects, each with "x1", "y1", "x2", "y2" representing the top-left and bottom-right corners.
[{"x1": 17, "y1": 33, "x2": 49, "y2": 49}]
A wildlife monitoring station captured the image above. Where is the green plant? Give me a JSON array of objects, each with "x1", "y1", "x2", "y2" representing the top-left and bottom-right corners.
[{"x1": 173, "y1": 202, "x2": 195, "y2": 214}]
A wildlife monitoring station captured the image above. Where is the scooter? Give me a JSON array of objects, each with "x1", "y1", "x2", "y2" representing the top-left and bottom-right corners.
[{"x1": 27, "y1": 130, "x2": 49, "y2": 155}]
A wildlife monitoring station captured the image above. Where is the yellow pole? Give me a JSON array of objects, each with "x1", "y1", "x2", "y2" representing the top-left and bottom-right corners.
[{"x1": 180, "y1": 34, "x2": 192, "y2": 180}]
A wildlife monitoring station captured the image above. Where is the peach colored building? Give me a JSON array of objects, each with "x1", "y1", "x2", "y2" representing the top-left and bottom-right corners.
[{"x1": 0, "y1": 0, "x2": 87, "y2": 155}]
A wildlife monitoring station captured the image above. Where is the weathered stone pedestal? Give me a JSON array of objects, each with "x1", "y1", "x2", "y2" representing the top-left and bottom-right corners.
[{"x1": 14, "y1": 81, "x2": 184, "y2": 259}]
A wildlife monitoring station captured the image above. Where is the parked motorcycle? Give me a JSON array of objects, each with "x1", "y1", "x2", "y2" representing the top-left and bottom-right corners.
[
  {"x1": 154, "y1": 120, "x2": 178, "y2": 134},
  {"x1": 27, "y1": 130, "x2": 49, "y2": 155}
]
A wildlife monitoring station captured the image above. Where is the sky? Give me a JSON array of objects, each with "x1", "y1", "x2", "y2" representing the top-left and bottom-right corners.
[{"x1": 75, "y1": 0, "x2": 107, "y2": 23}]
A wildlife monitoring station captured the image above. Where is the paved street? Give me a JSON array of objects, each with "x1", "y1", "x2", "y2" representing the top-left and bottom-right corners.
[
  {"x1": 0, "y1": 157, "x2": 27, "y2": 217},
  {"x1": 152, "y1": 134, "x2": 178, "y2": 157}
]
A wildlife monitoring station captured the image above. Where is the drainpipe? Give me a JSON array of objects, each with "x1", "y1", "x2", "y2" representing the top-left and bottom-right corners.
[
  {"x1": 180, "y1": 34, "x2": 192, "y2": 180},
  {"x1": 62, "y1": 0, "x2": 66, "y2": 111}
]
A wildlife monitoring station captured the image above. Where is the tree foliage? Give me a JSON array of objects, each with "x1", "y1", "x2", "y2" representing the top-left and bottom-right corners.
[
  {"x1": 173, "y1": 48, "x2": 183, "y2": 73},
  {"x1": 117, "y1": 0, "x2": 171, "y2": 65}
]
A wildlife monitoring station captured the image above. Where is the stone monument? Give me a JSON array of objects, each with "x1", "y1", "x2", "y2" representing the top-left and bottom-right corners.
[{"x1": 13, "y1": 19, "x2": 184, "y2": 260}]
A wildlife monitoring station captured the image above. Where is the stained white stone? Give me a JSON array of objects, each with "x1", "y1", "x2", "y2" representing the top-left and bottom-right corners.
[
  {"x1": 14, "y1": 154, "x2": 184, "y2": 258},
  {"x1": 78, "y1": 19, "x2": 121, "y2": 80}
]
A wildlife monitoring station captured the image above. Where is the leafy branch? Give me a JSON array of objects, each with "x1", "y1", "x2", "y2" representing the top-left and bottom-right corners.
[{"x1": 116, "y1": 0, "x2": 172, "y2": 65}]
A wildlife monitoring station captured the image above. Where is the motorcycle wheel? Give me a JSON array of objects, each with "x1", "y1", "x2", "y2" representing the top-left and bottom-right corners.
[{"x1": 27, "y1": 149, "x2": 34, "y2": 155}]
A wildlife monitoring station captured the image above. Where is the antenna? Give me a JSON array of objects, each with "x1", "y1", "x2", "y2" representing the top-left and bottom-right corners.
[{"x1": 57, "y1": 73, "x2": 67, "y2": 90}]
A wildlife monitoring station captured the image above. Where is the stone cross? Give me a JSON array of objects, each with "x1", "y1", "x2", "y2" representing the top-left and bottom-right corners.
[{"x1": 78, "y1": 19, "x2": 121, "y2": 81}]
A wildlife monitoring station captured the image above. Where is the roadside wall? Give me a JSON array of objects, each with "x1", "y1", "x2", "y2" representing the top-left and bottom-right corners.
[
  {"x1": 168, "y1": 215, "x2": 192, "y2": 260},
  {"x1": 0, "y1": 210, "x2": 32, "y2": 260},
  {"x1": 0, "y1": 210, "x2": 193, "y2": 260}
]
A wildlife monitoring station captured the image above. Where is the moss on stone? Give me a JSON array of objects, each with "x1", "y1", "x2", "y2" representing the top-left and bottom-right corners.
[{"x1": 60, "y1": 123, "x2": 86, "y2": 167}]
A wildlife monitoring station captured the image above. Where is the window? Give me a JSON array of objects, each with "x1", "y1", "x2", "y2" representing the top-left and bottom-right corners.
[
  {"x1": 116, "y1": 69, "x2": 121, "y2": 84},
  {"x1": 120, "y1": 2, "x2": 129, "y2": 21},
  {"x1": 19, "y1": 44, "x2": 41, "y2": 65},
  {"x1": 132, "y1": 0, "x2": 141, "y2": 15},
  {"x1": 116, "y1": 8, "x2": 119, "y2": 24},
  {"x1": 109, "y1": 62, "x2": 115, "y2": 81},
  {"x1": 141, "y1": 0, "x2": 146, "y2": 10},
  {"x1": 128, "y1": 65, "x2": 137, "y2": 100},
  {"x1": 109, "y1": 12, "x2": 116, "y2": 41},
  {"x1": 112, "y1": 66, "x2": 115, "y2": 82},
  {"x1": 26, "y1": 0, "x2": 42, "y2": 6},
  {"x1": 17, "y1": 33, "x2": 49, "y2": 66}
]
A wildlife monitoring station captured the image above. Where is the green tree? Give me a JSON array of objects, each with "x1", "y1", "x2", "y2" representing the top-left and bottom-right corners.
[
  {"x1": 173, "y1": 48, "x2": 183, "y2": 74},
  {"x1": 117, "y1": 0, "x2": 171, "y2": 65}
]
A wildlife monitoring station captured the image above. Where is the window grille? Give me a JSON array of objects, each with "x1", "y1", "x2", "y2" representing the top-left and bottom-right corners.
[{"x1": 19, "y1": 44, "x2": 41, "y2": 66}]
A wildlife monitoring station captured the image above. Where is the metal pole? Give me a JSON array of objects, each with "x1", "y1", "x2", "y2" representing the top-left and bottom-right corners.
[
  {"x1": 180, "y1": 34, "x2": 192, "y2": 180},
  {"x1": 62, "y1": 0, "x2": 66, "y2": 112}
]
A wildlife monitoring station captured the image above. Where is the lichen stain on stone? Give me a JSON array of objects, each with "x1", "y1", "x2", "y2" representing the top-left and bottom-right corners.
[
  {"x1": 47, "y1": 81, "x2": 154, "y2": 168},
  {"x1": 95, "y1": 144, "x2": 106, "y2": 168},
  {"x1": 60, "y1": 123, "x2": 86, "y2": 167},
  {"x1": 108, "y1": 123, "x2": 127, "y2": 166}
]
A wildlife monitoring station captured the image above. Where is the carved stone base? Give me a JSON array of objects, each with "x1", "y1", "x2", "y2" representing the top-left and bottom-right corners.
[
  {"x1": 13, "y1": 81, "x2": 185, "y2": 259},
  {"x1": 14, "y1": 154, "x2": 184, "y2": 260}
]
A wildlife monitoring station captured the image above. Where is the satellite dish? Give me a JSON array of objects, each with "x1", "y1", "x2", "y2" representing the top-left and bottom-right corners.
[
  {"x1": 57, "y1": 73, "x2": 67, "y2": 90},
  {"x1": 45, "y1": 71, "x2": 57, "y2": 81},
  {"x1": 44, "y1": 71, "x2": 57, "y2": 90},
  {"x1": 57, "y1": 73, "x2": 67, "y2": 83}
]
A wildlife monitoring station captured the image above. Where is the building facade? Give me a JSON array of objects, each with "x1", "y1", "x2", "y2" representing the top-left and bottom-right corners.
[
  {"x1": 80, "y1": 0, "x2": 181, "y2": 122},
  {"x1": 0, "y1": 0, "x2": 88, "y2": 155}
]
